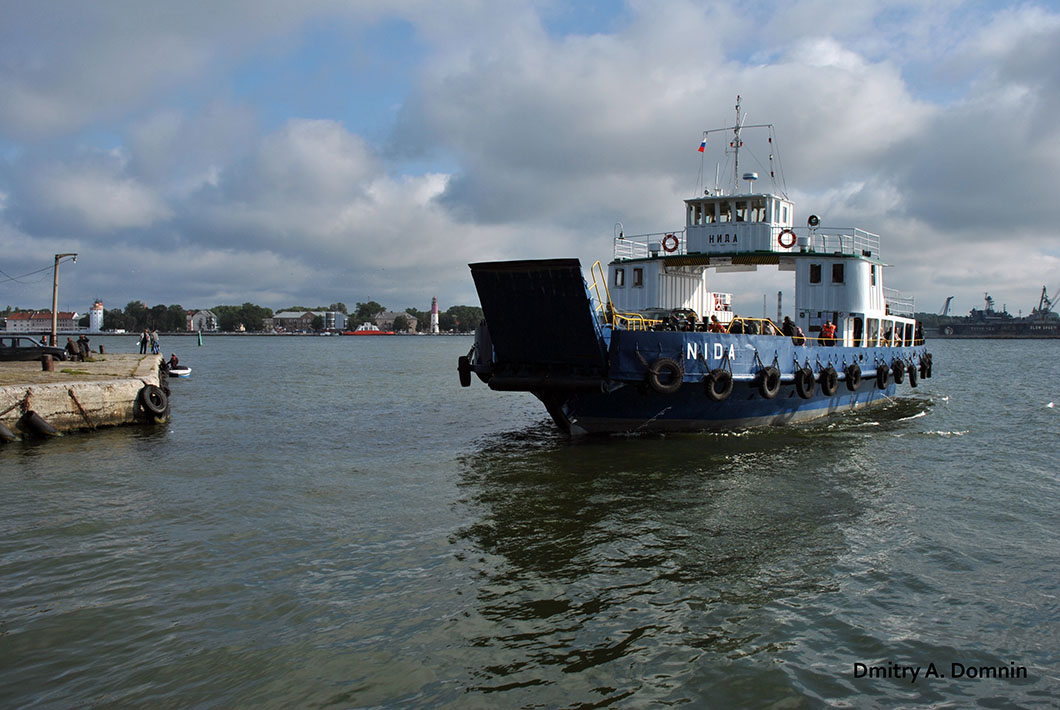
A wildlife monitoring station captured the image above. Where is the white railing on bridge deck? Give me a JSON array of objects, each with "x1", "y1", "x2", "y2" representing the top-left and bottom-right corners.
[
  {"x1": 613, "y1": 230, "x2": 686, "y2": 259},
  {"x1": 884, "y1": 288, "x2": 916, "y2": 316},
  {"x1": 804, "y1": 227, "x2": 880, "y2": 257}
]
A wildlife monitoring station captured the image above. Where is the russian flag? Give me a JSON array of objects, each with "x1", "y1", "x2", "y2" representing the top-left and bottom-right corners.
[{"x1": 697, "y1": 136, "x2": 707, "y2": 152}]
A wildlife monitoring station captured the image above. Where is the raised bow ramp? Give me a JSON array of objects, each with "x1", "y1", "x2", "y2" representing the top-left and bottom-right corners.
[{"x1": 469, "y1": 259, "x2": 607, "y2": 390}]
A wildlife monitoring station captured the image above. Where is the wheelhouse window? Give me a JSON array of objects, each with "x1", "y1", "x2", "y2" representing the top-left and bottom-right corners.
[
  {"x1": 809, "y1": 264, "x2": 821, "y2": 284},
  {"x1": 871, "y1": 265, "x2": 876, "y2": 286},
  {"x1": 718, "y1": 202, "x2": 732, "y2": 222},
  {"x1": 614, "y1": 268, "x2": 625, "y2": 287},
  {"x1": 832, "y1": 263, "x2": 845, "y2": 283},
  {"x1": 750, "y1": 198, "x2": 766, "y2": 222},
  {"x1": 633, "y1": 268, "x2": 643, "y2": 287}
]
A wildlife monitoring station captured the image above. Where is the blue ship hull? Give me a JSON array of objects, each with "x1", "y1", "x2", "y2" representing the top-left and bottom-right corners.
[
  {"x1": 463, "y1": 259, "x2": 931, "y2": 435},
  {"x1": 541, "y1": 332, "x2": 921, "y2": 434}
]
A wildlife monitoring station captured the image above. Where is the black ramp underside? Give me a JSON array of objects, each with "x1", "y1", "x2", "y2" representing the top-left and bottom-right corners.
[{"x1": 469, "y1": 259, "x2": 606, "y2": 374}]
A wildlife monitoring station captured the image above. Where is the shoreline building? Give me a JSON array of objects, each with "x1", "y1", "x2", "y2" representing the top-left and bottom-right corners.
[
  {"x1": 5, "y1": 310, "x2": 79, "y2": 333},
  {"x1": 89, "y1": 300, "x2": 104, "y2": 333},
  {"x1": 186, "y1": 309, "x2": 219, "y2": 332},
  {"x1": 374, "y1": 311, "x2": 418, "y2": 333},
  {"x1": 430, "y1": 297, "x2": 440, "y2": 334}
]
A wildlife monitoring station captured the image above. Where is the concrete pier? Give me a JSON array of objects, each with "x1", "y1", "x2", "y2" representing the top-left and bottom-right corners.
[{"x1": 0, "y1": 354, "x2": 166, "y2": 438}]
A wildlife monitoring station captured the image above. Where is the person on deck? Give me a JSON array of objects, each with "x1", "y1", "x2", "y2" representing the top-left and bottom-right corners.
[
  {"x1": 708, "y1": 315, "x2": 725, "y2": 333},
  {"x1": 168, "y1": 353, "x2": 179, "y2": 371},
  {"x1": 821, "y1": 321, "x2": 837, "y2": 346}
]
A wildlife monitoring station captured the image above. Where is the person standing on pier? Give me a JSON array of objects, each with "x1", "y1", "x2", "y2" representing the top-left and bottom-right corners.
[{"x1": 139, "y1": 329, "x2": 149, "y2": 354}]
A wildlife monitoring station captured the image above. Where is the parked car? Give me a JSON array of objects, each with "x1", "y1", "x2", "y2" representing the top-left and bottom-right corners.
[{"x1": 0, "y1": 336, "x2": 67, "y2": 361}]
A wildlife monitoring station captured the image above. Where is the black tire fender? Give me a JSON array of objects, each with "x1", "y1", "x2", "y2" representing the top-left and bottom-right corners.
[
  {"x1": 19, "y1": 410, "x2": 59, "y2": 438},
  {"x1": 757, "y1": 366, "x2": 781, "y2": 399},
  {"x1": 140, "y1": 385, "x2": 168, "y2": 417},
  {"x1": 819, "y1": 365, "x2": 838, "y2": 396},
  {"x1": 458, "y1": 356, "x2": 471, "y2": 388},
  {"x1": 795, "y1": 366, "x2": 816, "y2": 399},
  {"x1": 705, "y1": 368, "x2": 734, "y2": 401},
  {"x1": 845, "y1": 364, "x2": 862, "y2": 391},
  {"x1": 891, "y1": 361, "x2": 905, "y2": 384},
  {"x1": 647, "y1": 357, "x2": 684, "y2": 394},
  {"x1": 876, "y1": 364, "x2": 890, "y2": 389},
  {"x1": 908, "y1": 364, "x2": 918, "y2": 388}
]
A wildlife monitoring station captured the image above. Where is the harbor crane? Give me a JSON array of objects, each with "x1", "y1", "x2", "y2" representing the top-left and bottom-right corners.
[{"x1": 939, "y1": 296, "x2": 954, "y2": 316}]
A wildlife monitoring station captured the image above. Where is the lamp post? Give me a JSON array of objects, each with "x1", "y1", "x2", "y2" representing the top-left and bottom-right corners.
[{"x1": 50, "y1": 253, "x2": 77, "y2": 346}]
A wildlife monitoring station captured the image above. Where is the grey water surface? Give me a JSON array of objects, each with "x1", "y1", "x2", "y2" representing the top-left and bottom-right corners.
[{"x1": 1, "y1": 335, "x2": 1057, "y2": 708}]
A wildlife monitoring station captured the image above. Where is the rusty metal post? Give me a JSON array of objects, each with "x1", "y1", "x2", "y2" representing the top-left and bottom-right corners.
[{"x1": 41, "y1": 355, "x2": 54, "y2": 371}]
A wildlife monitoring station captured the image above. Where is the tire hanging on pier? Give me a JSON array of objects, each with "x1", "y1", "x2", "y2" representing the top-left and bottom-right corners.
[
  {"x1": 704, "y1": 368, "x2": 734, "y2": 401},
  {"x1": 139, "y1": 384, "x2": 168, "y2": 418},
  {"x1": 647, "y1": 357, "x2": 684, "y2": 395},
  {"x1": 0, "y1": 421, "x2": 19, "y2": 442},
  {"x1": 757, "y1": 366, "x2": 781, "y2": 399},
  {"x1": 19, "y1": 410, "x2": 59, "y2": 438},
  {"x1": 845, "y1": 363, "x2": 861, "y2": 391},
  {"x1": 795, "y1": 366, "x2": 816, "y2": 399},
  {"x1": 819, "y1": 365, "x2": 838, "y2": 396}
]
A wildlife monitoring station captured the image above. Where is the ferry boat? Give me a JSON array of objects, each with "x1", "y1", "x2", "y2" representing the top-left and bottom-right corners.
[
  {"x1": 458, "y1": 97, "x2": 933, "y2": 435},
  {"x1": 342, "y1": 322, "x2": 394, "y2": 336}
]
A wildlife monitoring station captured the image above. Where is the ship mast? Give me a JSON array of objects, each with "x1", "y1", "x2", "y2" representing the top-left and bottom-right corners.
[
  {"x1": 728, "y1": 95, "x2": 746, "y2": 194},
  {"x1": 704, "y1": 95, "x2": 776, "y2": 195}
]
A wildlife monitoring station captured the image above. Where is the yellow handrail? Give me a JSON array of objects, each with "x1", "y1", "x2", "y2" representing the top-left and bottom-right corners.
[{"x1": 587, "y1": 261, "x2": 655, "y2": 331}]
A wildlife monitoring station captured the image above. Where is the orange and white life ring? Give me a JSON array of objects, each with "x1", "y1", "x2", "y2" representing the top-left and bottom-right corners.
[
  {"x1": 777, "y1": 228, "x2": 796, "y2": 248},
  {"x1": 662, "y1": 233, "x2": 679, "y2": 253}
]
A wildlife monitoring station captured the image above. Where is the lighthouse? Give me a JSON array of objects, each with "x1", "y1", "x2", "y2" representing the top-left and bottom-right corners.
[
  {"x1": 430, "y1": 297, "x2": 440, "y2": 334},
  {"x1": 89, "y1": 300, "x2": 104, "y2": 333}
]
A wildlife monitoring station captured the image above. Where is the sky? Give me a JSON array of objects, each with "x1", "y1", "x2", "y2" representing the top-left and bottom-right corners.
[{"x1": 1, "y1": 0, "x2": 1058, "y2": 318}]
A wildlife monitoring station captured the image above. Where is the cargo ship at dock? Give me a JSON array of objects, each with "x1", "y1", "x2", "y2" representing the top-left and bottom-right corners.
[{"x1": 934, "y1": 288, "x2": 1059, "y2": 338}]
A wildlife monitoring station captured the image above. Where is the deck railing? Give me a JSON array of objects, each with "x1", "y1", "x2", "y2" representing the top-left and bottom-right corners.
[
  {"x1": 806, "y1": 227, "x2": 880, "y2": 257},
  {"x1": 613, "y1": 230, "x2": 686, "y2": 259},
  {"x1": 884, "y1": 288, "x2": 916, "y2": 316},
  {"x1": 612, "y1": 226, "x2": 882, "y2": 260}
]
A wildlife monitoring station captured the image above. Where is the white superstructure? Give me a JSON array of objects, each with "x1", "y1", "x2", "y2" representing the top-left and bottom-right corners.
[{"x1": 607, "y1": 96, "x2": 916, "y2": 345}]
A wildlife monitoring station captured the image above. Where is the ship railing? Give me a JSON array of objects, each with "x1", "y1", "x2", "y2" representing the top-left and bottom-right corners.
[
  {"x1": 803, "y1": 227, "x2": 880, "y2": 257},
  {"x1": 587, "y1": 260, "x2": 654, "y2": 331},
  {"x1": 613, "y1": 230, "x2": 687, "y2": 260},
  {"x1": 884, "y1": 288, "x2": 916, "y2": 316}
]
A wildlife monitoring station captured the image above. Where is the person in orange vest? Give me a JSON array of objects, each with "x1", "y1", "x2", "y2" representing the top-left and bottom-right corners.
[{"x1": 821, "y1": 320, "x2": 837, "y2": 346}]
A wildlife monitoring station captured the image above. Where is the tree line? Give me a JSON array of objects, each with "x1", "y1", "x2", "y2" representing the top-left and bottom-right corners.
[{"x1": 80, "y1": 300, "x2": 483, "y2": 333}]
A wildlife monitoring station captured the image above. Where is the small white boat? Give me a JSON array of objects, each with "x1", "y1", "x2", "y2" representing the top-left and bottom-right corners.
[{"x1": 167, "y1": 366, "x2": 191, "y2": 378}]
